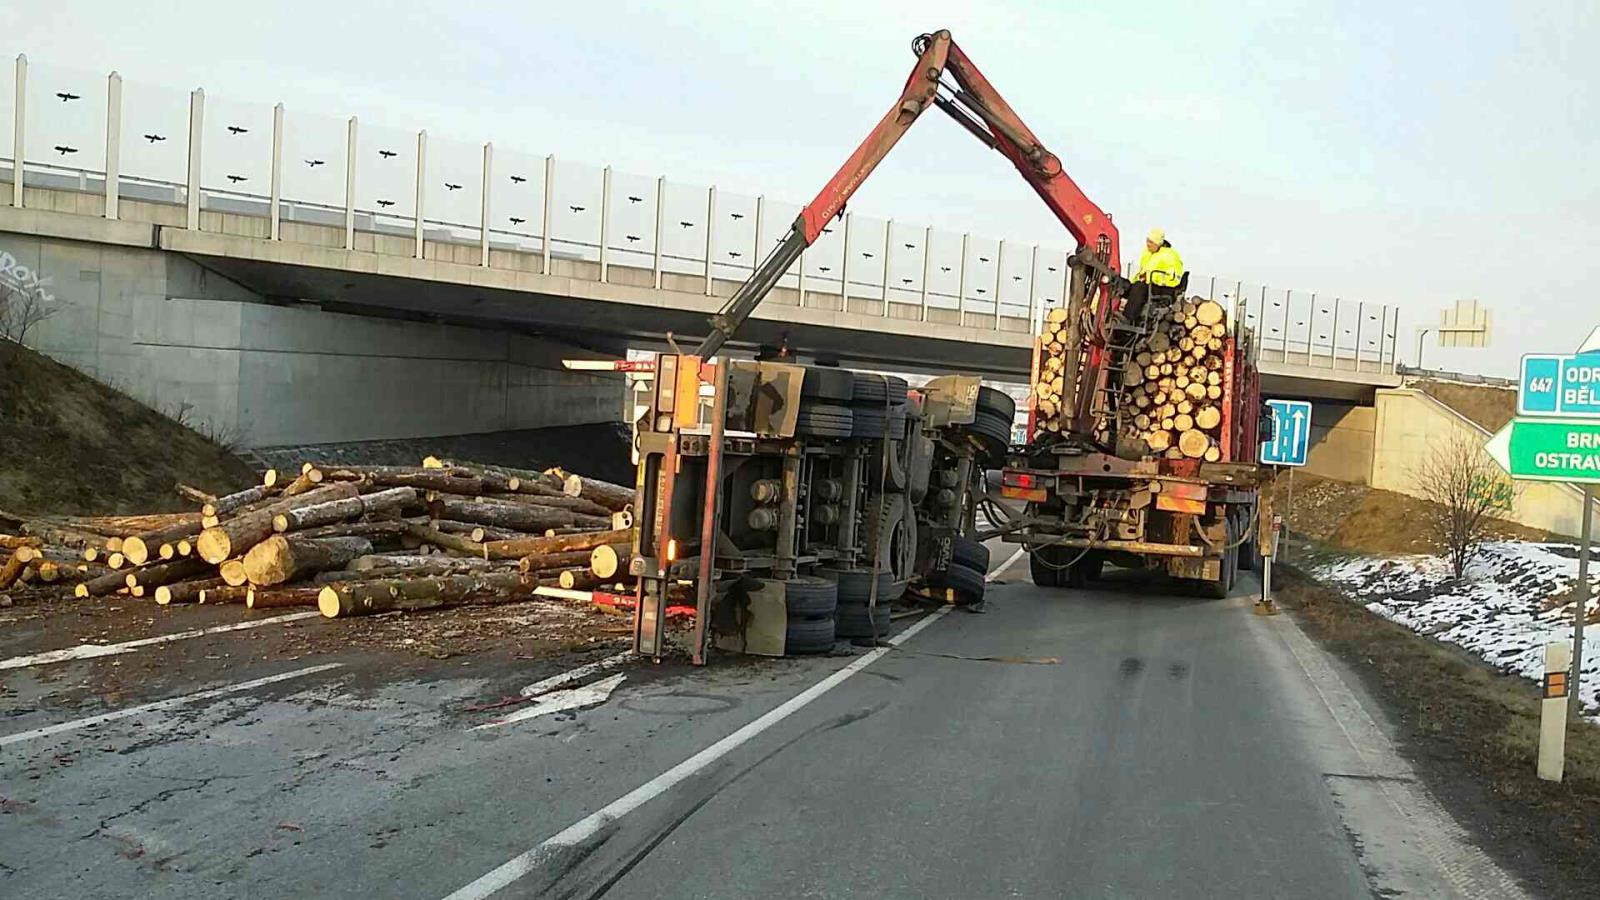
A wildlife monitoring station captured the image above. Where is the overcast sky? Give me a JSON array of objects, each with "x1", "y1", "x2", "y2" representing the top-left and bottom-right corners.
[{"x1": 7, "y1": 0, "x2": 1596, "y2": 375}]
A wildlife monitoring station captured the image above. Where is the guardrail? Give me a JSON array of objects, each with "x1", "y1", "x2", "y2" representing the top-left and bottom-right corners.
[{"x1": 0, "y1": 52, "x2": 1399, "y2": 367}]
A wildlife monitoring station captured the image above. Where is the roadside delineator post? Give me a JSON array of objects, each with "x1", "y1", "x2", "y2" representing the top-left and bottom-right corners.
[{"x1": 1538, "y1": 641, "x2": 1572, "y2": 782}]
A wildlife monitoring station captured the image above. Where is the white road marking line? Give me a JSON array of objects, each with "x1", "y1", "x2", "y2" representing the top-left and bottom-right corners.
[
  {"x1": 441, "y1": 605, "x2": 953, "y2": 900},
  {"x1": 0, "y1": 612, "x2": 322, "y2": 670},
  {"x1": 518, "y1": 651, "x2": 632, "y2": 698},
  {"x1": 477, "y1": 673, "x2": 627, "y2": 731},
  {"x1": 988, "y1": 547, "x2": 1026, "y2": 582},
  {"x1": 0, "y1": 663, "x2": 343, "y2": 748}
]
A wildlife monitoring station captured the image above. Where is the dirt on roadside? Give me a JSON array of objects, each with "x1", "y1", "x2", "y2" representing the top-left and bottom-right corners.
[
  {"x1": 1264, "y1": 472, "x2": 1563, "y2": 556},
  {"x1": 1281, "y1": 569, "x2": 1600, "y2": 898}
]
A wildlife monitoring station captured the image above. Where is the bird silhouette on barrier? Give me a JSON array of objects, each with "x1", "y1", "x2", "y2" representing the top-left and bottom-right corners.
[{"x1": 56, "y1": 92, "x2": 80, "y2": 102}]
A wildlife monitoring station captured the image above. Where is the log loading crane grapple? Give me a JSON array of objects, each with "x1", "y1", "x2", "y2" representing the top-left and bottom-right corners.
[{"x1": 631, "y1": 30, "x2": 1137, "y2": 662}]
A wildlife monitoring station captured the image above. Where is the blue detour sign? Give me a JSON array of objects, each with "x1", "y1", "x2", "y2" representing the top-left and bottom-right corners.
[
  {"x1": 1519, "y1": 351, "x2": 1600, "y2": 418},
  {"x1": 1260, "y1": 399, "x2": 1312, "y2": 467}
]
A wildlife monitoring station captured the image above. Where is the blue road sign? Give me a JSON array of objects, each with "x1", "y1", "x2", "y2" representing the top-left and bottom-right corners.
[
  {"x1": 1519, "y1": 351, "x2": 1600, "y2": 418},
  {"x1": 1260, "y1": 399, "x2": 1312, "y2": 467}
]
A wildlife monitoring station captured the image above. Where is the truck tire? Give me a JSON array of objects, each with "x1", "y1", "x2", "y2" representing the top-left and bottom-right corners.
[
  {"x1": 801, "y1": 367, "x2": 853, "y2": 402},
  {"x1": 968, "y1": 409, "x2": 1012, "y2": 463},
  {"x1": 796, "y1": 404, "x2": 853, "y2": 438},
  {"x1": 950, "y1": 535, "x2": 990, "y2": 573},
  {"x1": 1029, "y1": 546, "x2": 1066, "y2": 587},
  {"x1": 783, "y1": 577, "x2": 838, "y2": 617},
  {"x1": 927, "y1": 559, "x2": 985, "y2": 602},
  {"x1": 835, "y1": 600, "x2": 892, "y2": 638},
  {"x1": 851, "y1": 373, "x2": 909, "y2": 406},
  {"x1": 820, "y1": 566, "x2": 902, "y2": 604},
  {"x1": 785, "y1": 614, "x2": 836, "y2": 654},
  {"x1": 976, "y1": 386, "x2": 1016, "y2": 421}
]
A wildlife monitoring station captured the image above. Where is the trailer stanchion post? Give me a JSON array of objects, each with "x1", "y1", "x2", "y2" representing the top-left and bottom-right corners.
[{"x1": 692, "y1": 358, "x2": 729, "y2": 666}]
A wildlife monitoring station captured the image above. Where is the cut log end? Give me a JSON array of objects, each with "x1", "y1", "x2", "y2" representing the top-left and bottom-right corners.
[{"x1": 318, "y1": 586, "x2": 342, "y2": 618}]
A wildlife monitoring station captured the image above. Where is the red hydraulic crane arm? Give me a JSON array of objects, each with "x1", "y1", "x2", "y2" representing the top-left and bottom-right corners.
[{"x1": 695, "y1": 29, "x2": 1122, "y2": 359}]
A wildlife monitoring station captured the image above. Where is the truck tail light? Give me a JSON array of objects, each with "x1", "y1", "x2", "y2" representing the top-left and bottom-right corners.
[{"x1": 1001, "y1": 470, "x2": 1046, "y2": 502}]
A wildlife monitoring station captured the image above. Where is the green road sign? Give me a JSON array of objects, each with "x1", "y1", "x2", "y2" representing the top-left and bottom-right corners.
[{"x1": 1486, "y1": 417, "x2": 1600, "y2": 483}]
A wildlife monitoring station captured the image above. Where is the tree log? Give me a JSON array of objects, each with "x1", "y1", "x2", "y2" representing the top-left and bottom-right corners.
[
  {"x1": 106, "y1": 552, "x2": 126, "y2": 570},
  {"x1": 291, "y1": 520, "x2": 409, "y2": 545},
  {"x1": 429, "y1": 497, "x2": 608, "y2": 533},
  {"x1": 280, "y1": 469, "x2": 326, "y2": 497},
  {"x1": 1179, "y1": 429, "x2": 1211, "y2": 458},
  {"x1": 484, "y1": 528, "x2": 631, "y2": 561},
  {"x1": 559, "y1": 569, "x2": 605, "y2": 590},
  {"x1": 1195, "y1": 406, "x2": 1222, "y2": 430},
  {"x1": 272, "y1": 486, "x2": 416, "y2": 533},
  {"x1": 243, "y1": 536, "x2": 374, "y2": 587},
  {"x1": 317, "y1": 571, "x2": 538, "y2": 618},
  {"x1": 155, "y1": 577, "x2": 225, "y2": 606},
  {"x1": 176, "y1": 483, "x2": 215, "y2": 506},
  {"x1": 517, "y1": 550, "x2": 597, "y2": 574},
  {"x1": 349, "y1": 553, "x2": 492, "y2": 574},
  {"x1": 0, "y1": 549, "x2": 27, "y2": 589},
  {"x1": 126, "y1": 557, "x2": 210, "y2": 589},
  {"x1": 204, "y1": 484, "x2": 275, "y2": 518},
  {"x1": 246, "y1": 585, "x2": 326, "y2": 610},
  {"x1": 1147, "y1": 430, "x2": 1173, "y2": 452},
  {"x1": 197, "y1": 482, "x2": 360, "y2": 563},
  {"x1": 561, "y1": 474, "x2": 634, "y2": 512},
  {"x1": 75, "y1": 566, "x2": 136, "y2": 598},
  {"x1": 326, "y1": 467, "x2": 485, "y2": 495},
  {"x1": 220, "y1": 559, "x2": 249, "y2": 587},
  {"x1": 0, "y1": 534, "x2": 42, "y2": 550},
  {"x1": 493, "y1": 493, "x2": 613, "y2": 518},
  {"x1": 590, "y1": 543, "x2": 631, "y2": 579},
  {"x1": 199, "y1": 584, "x2": 249, "y2": 605},
  {"x1": 1195, "y1": 300, "x2": 1224, "y2": 326},
  {"x1": 404, "y1": 524, "x2": 485, "y2": 556}
]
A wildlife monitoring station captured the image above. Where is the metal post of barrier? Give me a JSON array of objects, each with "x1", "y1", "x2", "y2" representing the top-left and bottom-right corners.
[
  {"x1": 599, "y1": 165, "x2": 611, "y2": 282},
  {"x1": 1026, "y1": 243, "x2": 1039, "y2": 331},
  {"x1": 12, "y1": 55, "x2": 25, "y2": 208},
  {"x1": 651, "y1": 175, "x2": 664, "y2": 289},
  {"x1": 343, "y1": 117, "x2": 357, "y2": 249},
  {"x1": 541, "y1": 154, "x2": 554, "y2": 275},
  {"x1": 105, "y1": 71, "x2": 122, "y2": 220},
  {"x1": 798, "y1": 244, "x2": 807, "y2": 308},
  {"x1": 479, "y1": 142, "x2": 492, "y2": 267},
  {"x1": 267, "y1": 103, "x2": 282, "y2": 239},
  {"x1": 993, "y1": 239, "x2": 1005, "y2": 329},
  {"x1": 957, "y1": 233, "x2": 969, "y2": 320},
  {"x1": 753, "y1": 194, "x2": 764, "y2": 276},
  {"x1": 881, "y1": 218, "x2": 892, "y2": 312},
  {"x1": 704, "y1": 185, "x2": 716, "y2": 296},
  {"x1": 1329, "y1": 298, "x2": 1340, "y2": 368},
  {"x1": 840, "y1": 212, "x2": 852, "y2": 309},
  {"x1": 1278, "y1": 287, "x2": 1289, "y2": 361},
  {"x1": 919, "y1": 226, "x2": 931, "y2": 321},
  {"x1": 185, "y1": 89, "x2": 204, "y2": 230},
  {"x1": 413, "y1": 131, "x2": 426, "y2": 259},
  {"x1": 1355, "y1": 301, "x2": 1366, "y2": 370}
]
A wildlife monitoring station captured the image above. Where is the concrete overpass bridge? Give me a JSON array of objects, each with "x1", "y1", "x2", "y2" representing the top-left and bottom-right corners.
[{"x1": 0, "y1": 54, "x2": 1401, "y2": 448}]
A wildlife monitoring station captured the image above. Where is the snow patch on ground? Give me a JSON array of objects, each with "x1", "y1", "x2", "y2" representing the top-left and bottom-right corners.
[{"x1": 1313, "y1": 541, "x2": 1599, "y2": 721}]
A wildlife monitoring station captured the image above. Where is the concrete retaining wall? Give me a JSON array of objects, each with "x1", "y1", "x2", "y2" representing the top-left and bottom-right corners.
[
  {"x1": 1, "y1": 232, "x2": 621, "y2": 447},
  {"x1": 1304, "y1": 402, "x2": 1375, "y2": 484},
  {"x1": 1372, "y1": 388, "x2": 1599, "y2": 538}
]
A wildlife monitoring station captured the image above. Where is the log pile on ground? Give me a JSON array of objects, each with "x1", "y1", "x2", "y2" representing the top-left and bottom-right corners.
[
  {"x1": 1034, "y1": 297, "x2": 1229, "y2": 461},
  {"x1": 0, "y1": 458, "x2": 639, "y2": 619}
]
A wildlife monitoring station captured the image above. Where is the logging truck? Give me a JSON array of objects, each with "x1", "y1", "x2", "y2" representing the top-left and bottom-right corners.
[{"x1": 998, "y1": 290, "x2": 1271, "y2": 597}]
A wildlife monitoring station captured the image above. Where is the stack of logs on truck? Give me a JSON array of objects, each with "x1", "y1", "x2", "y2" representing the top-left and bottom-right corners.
[
  {"x1": 633, "y1": 358, "x2": 1010, "y2": 660},
  {"x1": 1002, "y1": 290, "x2": 1270, "y2": 598},
  {"x1": 0, "y1": 461, "x2": 645, "y2": 619}
]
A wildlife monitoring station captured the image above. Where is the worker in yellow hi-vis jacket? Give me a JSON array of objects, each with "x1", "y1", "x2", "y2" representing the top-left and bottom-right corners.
[{"x1": 1119, "y1": 227, "x2": 1184, "y2": 323}]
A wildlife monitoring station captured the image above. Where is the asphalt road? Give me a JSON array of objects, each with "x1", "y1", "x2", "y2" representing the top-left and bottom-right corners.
[{"x1": 0, "y1": 557, "x2": 1526, "y2": 899}]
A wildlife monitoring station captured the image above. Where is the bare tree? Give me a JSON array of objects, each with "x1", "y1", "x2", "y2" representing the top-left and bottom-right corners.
[
  {"x1": 0, "y1": 279, "x2": 57, "y2": 376},
  {"x1": 1414, "y1": 432, "x2": 1515, "y2": 579}
]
